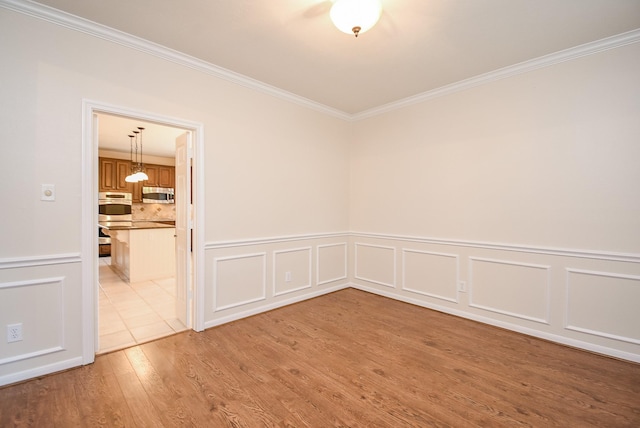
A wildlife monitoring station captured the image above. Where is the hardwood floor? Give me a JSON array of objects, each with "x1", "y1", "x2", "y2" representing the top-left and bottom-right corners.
[{"x1": 2, "y1": 288, "x2": 639, "y2": 427}]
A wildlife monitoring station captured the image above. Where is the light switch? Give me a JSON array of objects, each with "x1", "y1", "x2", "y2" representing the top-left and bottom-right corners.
[{"x1": 41, "y1": 184, "x2": 55, "y2": 201}]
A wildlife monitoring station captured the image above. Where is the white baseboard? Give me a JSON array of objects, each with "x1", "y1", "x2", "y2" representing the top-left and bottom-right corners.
[
  {"x1": 204, "y1": 282, "x2": 350, "y2": 330},
  {"x1": 0, "y1": 356, "x2": 84, "y2": 387}
]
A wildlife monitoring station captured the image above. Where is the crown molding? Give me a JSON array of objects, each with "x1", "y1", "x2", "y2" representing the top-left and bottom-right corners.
[
  {"x1": 2, "y1": 1, "x2": 639, "y2": 122},
  {"x1": 0, "y1": 0, "x2": 352, "y2": 121},
  {"x1": 353, "y1": 28, "x2": 640, "y2": 121}
]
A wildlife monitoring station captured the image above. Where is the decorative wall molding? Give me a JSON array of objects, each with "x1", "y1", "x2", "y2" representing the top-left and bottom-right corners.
[
  {"x1": 353, "y1": 29, "x2": 640, "y2": 120},
  {"x1": 272, "y1": 247, "x2": 312, "y2": 297},
  {"x1": 0, "y1": 253, "x2": 81, "y2": 270},
  {"x1": 317, "y1": 242, "x2": 348, "y2": 286},
  {"x1": 206, "y1": 232, "x2": 350, "y2": 250},
  {"x1": 469, "y1": 257, "x2": 551, "y2": 324},
  {"x1": 213, "y1": 253, "x2": 267, "y2": 312},
  {"x1": 565, "y1": 268, "x2": 640, "y2": 345},
  {"x1": 0, "y1": 277, "x2": 66, "y2": 366},
  {"x1": 208, "y1": 231, "x2": 640, "y2": 264},
  {"x1": 2, "y1": 0, "x2": 638, "y2": 122},
  {"x1": 207, "y1": 234, "x2": 640, "y2": 363},
  {"x1": 401, "y1": 249, "x2": 459, "y2": 303},
  {"x1": 0, "y1": 345, "x2": 65, "y2": 366},
  {"x1": 351, "y1": 232, "x2": 640, "y2": 263},
  {"x1": 354, "y1": 243, "x2": 396, "y2": 288},
  {"x1": 0, "y1": 276, "x2": 65, "y2": 290}
]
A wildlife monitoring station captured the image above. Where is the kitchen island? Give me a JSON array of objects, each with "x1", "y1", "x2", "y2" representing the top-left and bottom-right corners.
[{"x1": 101, "y1": 221, "x2": 175, "y2": 283}]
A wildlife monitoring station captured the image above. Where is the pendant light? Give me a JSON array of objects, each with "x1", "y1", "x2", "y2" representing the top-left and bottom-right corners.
[
  {"x1": 330, "y1": 0, "x2": 382, "y2": 37},
  {"x1": 124, "y1": 126, "x2": 148, "y2": 183},
  {"x1": 124, "y1": 134, "x2": 137, "y2": 183},
  {"x1": 133, "y1": 127, "x2": 148, "y2": 181}
]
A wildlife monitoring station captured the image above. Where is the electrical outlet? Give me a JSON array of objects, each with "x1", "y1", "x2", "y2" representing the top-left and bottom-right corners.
[
  {"x1": 285, "y1": 272, "x2": 292, "y2": 282},
  {"x1": 7, "y1": 323, "x2": 23, "y2": 343},
  {"x1": 458, "y1": 281, "x2": 467, "y2": 292}
]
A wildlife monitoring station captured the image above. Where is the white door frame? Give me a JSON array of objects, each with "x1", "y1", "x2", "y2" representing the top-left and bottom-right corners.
[{"x1": 81, "y1": 99, "x2": 205, "y2": 364}]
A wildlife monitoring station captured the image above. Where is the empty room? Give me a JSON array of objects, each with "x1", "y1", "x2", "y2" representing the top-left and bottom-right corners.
[{"x1": 1, "y1": 0, "x2": 639, "y2": 426}]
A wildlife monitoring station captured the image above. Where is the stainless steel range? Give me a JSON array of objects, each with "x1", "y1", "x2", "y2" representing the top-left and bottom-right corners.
[{"x1": 98, "y1": 192, "x2": 132, "y2": 257}]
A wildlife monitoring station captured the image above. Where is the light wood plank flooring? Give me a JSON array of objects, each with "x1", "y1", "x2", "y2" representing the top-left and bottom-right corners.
[{"x1": 2, "y1": 288, "x2": 639, "y2": 427}]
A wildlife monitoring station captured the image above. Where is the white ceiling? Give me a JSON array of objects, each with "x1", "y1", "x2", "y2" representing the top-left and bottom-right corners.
[
  {"x1": 28, "y1": 0, "x2": 640, "y2": 156},
  {"x1": 96, "y1": 113, "x2": 185, "y2": 159}
]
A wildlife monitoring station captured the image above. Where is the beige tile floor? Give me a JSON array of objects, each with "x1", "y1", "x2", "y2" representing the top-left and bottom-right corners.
[{"x1": 98, "y1": 257, "x2": 187, "y2": 354}]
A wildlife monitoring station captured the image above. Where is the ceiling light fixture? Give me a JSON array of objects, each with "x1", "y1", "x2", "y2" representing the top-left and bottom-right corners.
[
  {"x1": 330, "y1": 0, "x2": 382, "y2": 37},
  {"x1": 125, "y1": 127, "x2": 148, "y2": 183},
  {"x1": 125, "y1": 134, "x2": 137, "y2": 183}
]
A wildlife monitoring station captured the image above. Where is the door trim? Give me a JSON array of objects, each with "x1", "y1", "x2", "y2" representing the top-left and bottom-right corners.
[{"x1": 81, "y1": 99, "x2": 205, "y2": 364}]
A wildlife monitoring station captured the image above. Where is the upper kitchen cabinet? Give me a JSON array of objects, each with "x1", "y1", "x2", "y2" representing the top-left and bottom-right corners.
[
  {"x1": 145, "y1": 164, "x2": 175, "y2": 188},
  {"x1": 99, "y1": 157, "x2": 175, "y2": 196},
  {"x1": 99, "y1": 158, "x2": 133, "y2": 192}
]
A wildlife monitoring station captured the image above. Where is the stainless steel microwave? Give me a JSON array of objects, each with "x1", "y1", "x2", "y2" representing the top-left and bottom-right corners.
[{"x1": 142, "y1": 187, "x2": 174, "y2": 204}]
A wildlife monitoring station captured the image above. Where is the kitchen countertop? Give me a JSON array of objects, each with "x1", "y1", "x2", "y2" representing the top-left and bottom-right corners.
[{"x1": 99, "y1": 221, "x2": 175, "y2": 230}]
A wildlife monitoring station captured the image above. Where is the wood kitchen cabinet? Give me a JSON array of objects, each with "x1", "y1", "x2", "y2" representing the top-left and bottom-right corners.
[
  {"x1": 99, "y1": 157, "x2": 175, "y2": 196},
  {"x1": 144, "y1": 164, "x2": 175, "y2": 188},
  {"x1": 133, "y1": 164, "x2": 174, "y2": 201},
  {"x1": 99, "y1": 158, "x2": 133, "y2": 192},
  {"x1": 131, "y1": 182, "x2": 142, "y2": 202}
]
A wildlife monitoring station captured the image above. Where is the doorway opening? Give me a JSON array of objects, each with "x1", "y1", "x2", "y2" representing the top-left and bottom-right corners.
[{"x1": 82, "y1": 101, "x2": 203, "y2": 361}]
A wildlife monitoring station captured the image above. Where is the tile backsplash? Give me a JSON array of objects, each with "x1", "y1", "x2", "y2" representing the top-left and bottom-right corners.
[{"x1": 132, "y1": 203, "x2": 176, "y2": 221}]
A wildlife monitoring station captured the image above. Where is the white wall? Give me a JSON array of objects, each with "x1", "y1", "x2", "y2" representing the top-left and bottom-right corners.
[
  {"x1": 0, "y1": 7, "x2": 350, "y2": 385},
  {"x1": 349, "y1": 42, "x2": 640, "y2": 361}
]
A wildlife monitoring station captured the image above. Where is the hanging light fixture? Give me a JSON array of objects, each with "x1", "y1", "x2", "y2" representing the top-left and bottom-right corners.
[
  {"x1": 125, "y1": 133, "x2": 137, "y2": 183},
  {"x1": 124, "y1": 126, "x2": 148, "y2": 183},
  {"x1": 330, "y1": 0, "x2": 382, "y2": 37},
  {"x1": 133, "y1": 127, "x2": 148, "y2": 181}
]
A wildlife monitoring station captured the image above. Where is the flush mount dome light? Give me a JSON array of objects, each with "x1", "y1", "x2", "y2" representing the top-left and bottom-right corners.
[{"x1": 330, "y1": 0, "x2": 382, "y2": 37}]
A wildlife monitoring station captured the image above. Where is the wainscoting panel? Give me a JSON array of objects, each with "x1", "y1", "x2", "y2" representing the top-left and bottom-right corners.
[
  {"x1": 355, "y1": 243, "x2": 396, "y2": 288},
  {"x1": 273, "y1": 247, "x2": 312, "y2": 297},
  {"x1": 214, "y1": 253, "x2": 267, "y2": 311},
  {"x1": 350, "y1": 232, "x2": 640, "y2": 362},
  {"x1": 470, "y1": 257, "x2": 550, "y2": 324},
  {"x1": 204, "y1": 233, "x2": 350, "y2": 330},
  {"x1": 0, "y1": 256, "x2": 83, "y2": 387},
  {"x1": 402, "y1": 249, "x2": 458, "y2": 303},
  {"x1": 203, "y1": 232, "x2": 640, "y2": 362},
  {"x1": 317, "y1": 243, "x2": 347, "y2": 286},
  {"x1": 0, "y1": 277, "x2": 65, "y2": 365},
  {"x1": 566, "y1": 269, "x2": 640, "y2": 344}
]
